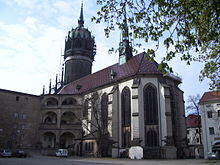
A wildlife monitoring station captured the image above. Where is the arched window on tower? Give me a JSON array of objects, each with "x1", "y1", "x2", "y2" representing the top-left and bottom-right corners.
[
  {"x1": 121, "y1": 86, "x2": 131, "y2": 148},
  {"x1": 101, "y1": 93, "x2": 108, "y2": 133}
]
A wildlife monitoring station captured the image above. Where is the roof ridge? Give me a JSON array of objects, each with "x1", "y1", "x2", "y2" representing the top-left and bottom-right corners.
[{"x1": 59, "y1": 52, "x2": 162, "y2": 95}]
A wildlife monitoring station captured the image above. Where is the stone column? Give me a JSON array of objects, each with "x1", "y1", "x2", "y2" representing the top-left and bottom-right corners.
[
  {"x1": 111, "y1": 85, "x2": 120, "y2": 158},
  {"x1": 163, "y1": 86, "x2": 177, "y2": 158},
  {"x1": 131, "y1": 78, "x2": 140, "y2": 145}
]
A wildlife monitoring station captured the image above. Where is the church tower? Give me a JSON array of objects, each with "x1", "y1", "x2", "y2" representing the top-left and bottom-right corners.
[
  {"x1": 64, "y1": 3, "x2": 96, "y2": 85},
  {"x1": 118, "y1": 6, "x2": 132, "y2": 65}
]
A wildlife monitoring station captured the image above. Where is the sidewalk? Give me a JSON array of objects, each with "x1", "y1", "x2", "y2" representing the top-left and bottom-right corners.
[{"x1": 70, "y1": 157, "x2": 220, "y2": 165}]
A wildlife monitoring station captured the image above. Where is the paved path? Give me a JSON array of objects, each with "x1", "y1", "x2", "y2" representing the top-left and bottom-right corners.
[
  {"x1": 71, "y1": 157, "x2": 220, "y2": 165},
  {"x1": 0, "y1": 154, "x2": 220, "y2": 165}
]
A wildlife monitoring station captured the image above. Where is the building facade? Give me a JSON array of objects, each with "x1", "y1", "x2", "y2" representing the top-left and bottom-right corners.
[
  {"x1": 186, "y1": 115, "x2": 203, "y2": 158},
  {"x1": 199, "y1": 91, "x2": 220, "y2": 159},
  {"x1": 0, "y1": 89, "x2": 40, "y2": 149},
  {"x1": 0, "y1": 4, "x2": 187, "y2": 159}
]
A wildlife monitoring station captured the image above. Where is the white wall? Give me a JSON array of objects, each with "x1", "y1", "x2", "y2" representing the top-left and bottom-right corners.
[{"x1": 201, "y1": 102, "x2": 220, "y2": 159}]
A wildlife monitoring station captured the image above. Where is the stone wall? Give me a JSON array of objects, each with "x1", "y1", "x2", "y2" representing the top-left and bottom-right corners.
[{"x1": 0, "y1": 89, "x2": 40, "y2": 149}]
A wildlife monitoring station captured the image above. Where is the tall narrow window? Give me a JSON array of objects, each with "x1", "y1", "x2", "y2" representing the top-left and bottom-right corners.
[
  {"x1": 144, "y1": 84, "x2": 159, "y2": 147},
  {"x1": 146, "y1": 130, "x2": 158, "y2": 146},
  {"x1": 209, "y1": 127, "x2": 214, "y2": 135},
  {"x1": 101, "y1": 93, "x2": 108, "y2": 133},
  {"x1": 207, "y1": 111, "x2": 212, "y2": 118},
  {"x1": 83, "y1": 99, "x2": 88, "y2": 119},
  {"x1": 144, "y1": 84, "x2": 158, "y2": 124},
  {"x1": 121, "y1": 87, "x2": 131, "y2": 147}
]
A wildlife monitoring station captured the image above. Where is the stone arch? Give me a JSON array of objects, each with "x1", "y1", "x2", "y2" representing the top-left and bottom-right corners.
[
  {"x1": 43, "y1": 112, "x2": 57, "y2": 124},
  {"x1": 60, "y1": 132, "x2": 75, "y2": 148},
  {"x1": 212, "y1": 140, "x2": 220, "y2": 152},
  {"x1": 42, "y1": 132, "x2": 56, "y2": 148},
  {"x1": 61, "y1": 111, "x2": 76, "y2": 124},
  {"x1": 44, "y1": 97, "x2": 58, "y2": 106},
  {"x1": 62, "y1": 97, "x2": 77, "y2": 105},
  {"x1": 121, "y1": 86, "x2": 131, "y2": 148}
]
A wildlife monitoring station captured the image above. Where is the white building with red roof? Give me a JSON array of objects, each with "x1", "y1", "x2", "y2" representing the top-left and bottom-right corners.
[
  {"x1": 199, "y1": 91, "x2": 220, "y2": 159},
  {"x1": 186, "y1": 114, "x2": 203, "y2": 158}
]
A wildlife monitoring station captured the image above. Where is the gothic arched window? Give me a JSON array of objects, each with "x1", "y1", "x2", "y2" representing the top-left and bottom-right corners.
[
  {"x1": 121, "y1": 86, "x2": 131, "y2": 148},
  {"x1": 83, "y1": 99, "x2": 88, "y2": 119},
  {"x1": 101, "y1": 93, "x2": 108, "y2": 133},
  {"x1": 144, "y1": 84, "x2": 158, "y2": 125}
]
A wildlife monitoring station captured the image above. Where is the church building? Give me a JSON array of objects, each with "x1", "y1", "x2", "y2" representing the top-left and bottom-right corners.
[{"x1": 0, "y1": 4, "x2": 187, "y2": 159}]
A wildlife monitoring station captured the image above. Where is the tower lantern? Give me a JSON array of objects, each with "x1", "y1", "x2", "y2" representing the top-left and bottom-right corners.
[{"x1": 63, "y1": 3, "x2": 96, "y2": 85}]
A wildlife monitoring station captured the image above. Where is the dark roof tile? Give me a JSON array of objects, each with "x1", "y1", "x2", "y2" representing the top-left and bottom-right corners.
[{"x1": 59, "y1": 52, "x2": 162, "y2": 94}]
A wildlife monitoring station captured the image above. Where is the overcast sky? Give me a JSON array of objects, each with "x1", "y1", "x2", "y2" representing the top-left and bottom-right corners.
[{"x1": 0, "y1": 0, "x2": 210, "y2": 103}]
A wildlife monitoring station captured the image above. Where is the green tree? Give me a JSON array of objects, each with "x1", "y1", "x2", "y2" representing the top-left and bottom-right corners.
[{"x1": 92, "y1": 0, "x2": 220, "y2": 89}]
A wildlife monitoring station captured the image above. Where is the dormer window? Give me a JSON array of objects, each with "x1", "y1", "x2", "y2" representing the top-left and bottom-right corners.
[{"x1": 110, "y1": 70, "x2": 117, "y2": 80}]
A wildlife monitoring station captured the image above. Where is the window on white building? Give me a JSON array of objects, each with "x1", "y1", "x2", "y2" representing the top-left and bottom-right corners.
[
  {"x1": 218, "y1": 110, "x2": 220, "y2": 117},
  {"x1": 207, "y1": 111, "x2": 213, "y2": 118},
  {"x1": 209, "y1": 127, "x2": 215, "y2": 135}
]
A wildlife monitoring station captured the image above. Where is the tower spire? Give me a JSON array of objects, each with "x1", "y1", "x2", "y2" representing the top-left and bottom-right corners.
[
  {"x1": 118, "y1": 4, "x2": 133, "y2": 65},
  {"x1": 78, "y1": 1, "x2": 84, "y2": 27},
  {"x1": 122, "y1": 6, "x2": 129, "y2": 41}
]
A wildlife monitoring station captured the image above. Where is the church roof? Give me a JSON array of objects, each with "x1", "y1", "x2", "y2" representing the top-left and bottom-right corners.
[
  {"x1": 199, "y1": 90, "x2": 220, "y2": 104},
  {"x1": 59, "y1": 52, "x2": 162, "y2": 95}
]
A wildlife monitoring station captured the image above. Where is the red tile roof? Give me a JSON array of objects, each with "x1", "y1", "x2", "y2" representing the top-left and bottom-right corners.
[
  {"x1": 59, "y1": 52, "x2": 162, "y2": 94},
  {"x1": 186, "y1": 115, "x2": 201, "y2": 128},
  {"x1": 199, "y1": 90, "x2": 220, "y2": 104}
]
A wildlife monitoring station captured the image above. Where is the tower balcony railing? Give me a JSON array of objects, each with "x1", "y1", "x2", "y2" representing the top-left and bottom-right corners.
[
  {"x1": 60, "y1": 123, "x2": 81, "y2": 130},
  {"x1": 39, "y1": 123, "x2": 58, "y2": 130}
]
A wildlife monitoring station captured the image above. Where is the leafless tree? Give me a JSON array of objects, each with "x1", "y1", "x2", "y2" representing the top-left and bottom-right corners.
[
  {"x1": 75, "y1": 91, "x2": 112, "y2": 157},
  {"x1": 186, "y1": 94, "x2": 201, "y2": 116},
  {"x1": 186, "y1": 94, "x2": 202, "y2": 145}
]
